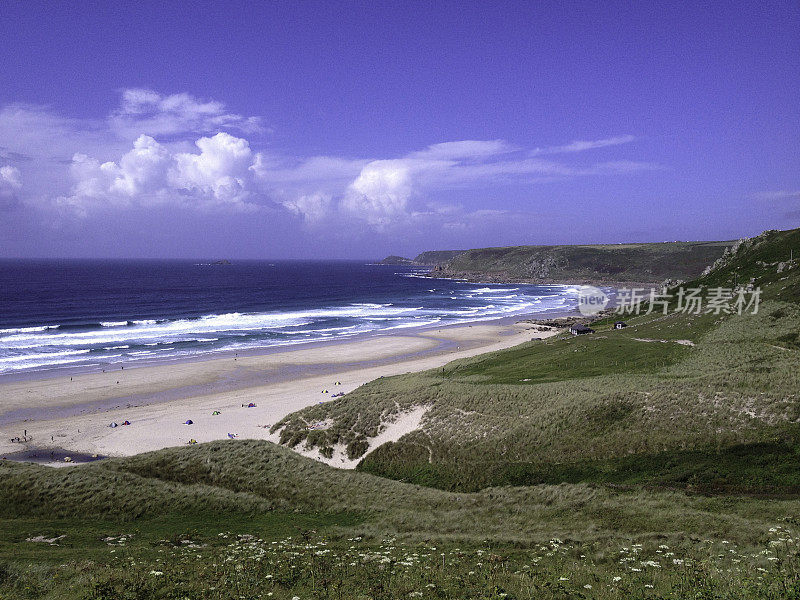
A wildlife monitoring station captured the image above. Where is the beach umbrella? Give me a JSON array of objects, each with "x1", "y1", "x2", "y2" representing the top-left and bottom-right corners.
[
  {"x1": 212, "y1": 411, "x2": 221, "y2": 415},
  {"x1": 184, "y1": 419, "x2": 193, "y2": 425},
  {"x1": 109, "y1": 422, "x2": 118, "y2": 428},
  {"x1": 247, "y1": 403, "x2": 256, "y2": 408}
]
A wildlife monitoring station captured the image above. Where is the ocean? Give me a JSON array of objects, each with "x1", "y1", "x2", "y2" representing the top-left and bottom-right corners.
[{"x1": 0, "y1": 260, "x2": 581, "y2": 376}]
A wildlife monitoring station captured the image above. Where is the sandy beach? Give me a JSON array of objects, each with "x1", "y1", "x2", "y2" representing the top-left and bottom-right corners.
[{"x1": 0, "y1": 318, "x2": 558, "y2": 466}]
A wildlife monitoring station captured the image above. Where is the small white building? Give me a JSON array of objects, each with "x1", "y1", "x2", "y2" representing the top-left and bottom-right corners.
[{"x1": 569, "y1": 324, "x2": 594, "y2": 335}]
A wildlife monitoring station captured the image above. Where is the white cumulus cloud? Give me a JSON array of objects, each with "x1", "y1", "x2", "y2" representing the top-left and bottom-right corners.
[
  {"x1": 341, "y1": 160, "x2": 417, "y2": 228},
  {"x1": 108, "y1": 134, "x2": 172, "y2": 197},
  {"x1": 282, "y1": 192, "x2": 334, "y2": 223},
  {"x1": 172, "y1": 132, "x2": 258, "y2": 205},
  {"x1": 0, "y1": 164, "x2": 22, "y2": 210},
  {"x1": 332, "y1": 135, "x2": 650, "y2": 229},
  {"x1": 55, "y1": 132, "x2": 264, "y2": 216}
]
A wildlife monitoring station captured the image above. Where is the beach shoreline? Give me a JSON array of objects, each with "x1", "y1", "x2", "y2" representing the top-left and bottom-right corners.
[
  {"x1": 0, "y1": 310, "x2": 568, "y2": 465},
  {"x1": 0, "y1": 299, "x2": 576, "y2": 384},
  {"x1": 0, "y1": 271, "x2": 586, "y2": 382}
]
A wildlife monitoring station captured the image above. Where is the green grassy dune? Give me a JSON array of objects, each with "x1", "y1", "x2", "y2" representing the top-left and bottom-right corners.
[{"x1": 2, "y1": 442, "x2": 799, "y2": 599}]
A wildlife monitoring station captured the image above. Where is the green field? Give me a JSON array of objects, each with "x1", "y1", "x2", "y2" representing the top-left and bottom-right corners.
[{"x1": 2, "y1": 228, "x2": 799, "y2": 598}]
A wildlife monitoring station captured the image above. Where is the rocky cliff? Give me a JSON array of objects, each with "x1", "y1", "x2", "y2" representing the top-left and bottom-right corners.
[{"x1": 429, "y1": 240, "x2": 732, "y2": 285}]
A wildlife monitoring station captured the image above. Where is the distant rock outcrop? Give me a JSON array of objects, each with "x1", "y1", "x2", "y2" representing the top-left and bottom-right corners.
[
  {"x1": 379, "y1": 250, "x2": 466, "y2": 267},
  {"x1": 378, "y1": 255, "x2": 417, "y2": 265}
]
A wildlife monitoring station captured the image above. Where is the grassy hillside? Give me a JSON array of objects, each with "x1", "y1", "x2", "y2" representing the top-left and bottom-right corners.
[
  {"x1": 5, "y1": 440, "x2": 793, "y2": 543},
  {"x1": 433, "y1": 239, "x2": 731, "y2": 284},
  {"x1": 413, "y1": 249, "x2": 466, "y2": 265},
  {"x1": 275, "y1": 300, "x2": 800, "y2": 492},
  {"x1": 274, "y1": 228, "x2": 800, "y2": 493},
  {"x1": 691, "y1": 228, "x2": 800, "y2": 302},
  {"x1": 2, "y1": 228, "x2": 800, "y2": 599},
  {"x1": 1, "y1": 442, "x2": 799, "y2": 599}
]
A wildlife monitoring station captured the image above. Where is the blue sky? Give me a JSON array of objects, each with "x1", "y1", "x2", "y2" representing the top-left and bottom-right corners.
[{"x1": 0, "y1": 1, "x2": 798, "y2": 259}]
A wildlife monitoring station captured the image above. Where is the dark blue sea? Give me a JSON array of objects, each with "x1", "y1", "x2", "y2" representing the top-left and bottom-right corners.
[{"x1": 0, "y1": 260, "x2": 579, "y2": 375}]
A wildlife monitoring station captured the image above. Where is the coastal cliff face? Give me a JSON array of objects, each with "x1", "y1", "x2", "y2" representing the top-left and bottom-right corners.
[{"x1": 428, "y1": 240, "x2": 732, "y2": 285}]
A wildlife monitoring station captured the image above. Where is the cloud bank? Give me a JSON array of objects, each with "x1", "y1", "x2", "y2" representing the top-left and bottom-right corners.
[{"x1": 0, "y1": 88, "x2": 661, "y2": 247}]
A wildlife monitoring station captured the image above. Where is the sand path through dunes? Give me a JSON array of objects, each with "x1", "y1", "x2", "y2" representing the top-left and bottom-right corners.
[
  {"x1": 267, "y1": 405, "x2": 431, "y2": 469},
  {"x1": 0, "y1": 320, "x2": 558, "y2": 464}
]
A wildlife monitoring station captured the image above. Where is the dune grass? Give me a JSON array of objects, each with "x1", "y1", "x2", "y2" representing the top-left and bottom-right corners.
[
  {"x1": 2, "y1": 445, "x2": 799, "y2": 599},
  {"x1": 4, "y1": 441, "x2": 800, "y2": 545},
  {"x1": 2, "y1": 439, "x2": 800, "y2": 598}
]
